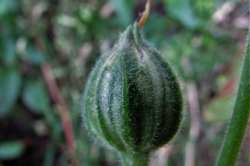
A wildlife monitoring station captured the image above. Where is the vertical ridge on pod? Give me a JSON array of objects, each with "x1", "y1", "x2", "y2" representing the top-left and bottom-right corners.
[{"x1": 82, "y1": 23, "x2": 183, "y2": 163}]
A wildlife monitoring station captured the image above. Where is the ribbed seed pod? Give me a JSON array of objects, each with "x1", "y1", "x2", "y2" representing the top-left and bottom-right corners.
[{"x1": 82, "y1": 23, "x2": 183, "y2": 165}]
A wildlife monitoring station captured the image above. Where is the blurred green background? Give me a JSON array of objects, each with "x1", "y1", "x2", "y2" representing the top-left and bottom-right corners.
[{"x1": 0, "y1": 0, "x2": 249, "y2": 166}]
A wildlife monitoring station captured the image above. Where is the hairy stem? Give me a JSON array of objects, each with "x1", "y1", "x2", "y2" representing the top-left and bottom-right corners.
[
  {"x1": 120, "y1": 152, "x2": 150, "y2": 166},
  {"x1": 215, "y1": 31, "x2": 250, "y2": 166}
]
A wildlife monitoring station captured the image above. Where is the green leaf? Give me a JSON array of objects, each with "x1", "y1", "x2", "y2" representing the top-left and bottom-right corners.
[
  {"x1": 22, "y1": 81, "x2": 61, "y2": 141},
  {"x1": 0, "y1": 141, "x2": 25, "y2": 160},
  {"x1": 23, "y1": 44, "x2": 45, "y2": 65},
  {"x1": 43, "y1": 145, "x2": 56, "y2": 166},
  {"x1": 143, "y1": 14, "x2": 168, "y2": 46},
  {"x1": 109, "y1": 0, "x2": 134, "y2": 28},
  {"x1": 0, "y1": 67, "x2": 21, "y2": 118},
  {"x1": 165, "y1": 0, "x2": 198, "y2": 29},
  {"x1": 0, "y1": 0, "x2": 17, "y2": 17},
  {"x1": 22, "y1": 80, "x2": 49, "y2": 114},
  {"x1": 2, "y1": 38, "x2": 17, "y2": 65}
]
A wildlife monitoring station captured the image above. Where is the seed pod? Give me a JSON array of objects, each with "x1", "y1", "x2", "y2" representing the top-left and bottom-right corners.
[{"x1": 82, "y1": 23, "x2": 183, "y2": 165}]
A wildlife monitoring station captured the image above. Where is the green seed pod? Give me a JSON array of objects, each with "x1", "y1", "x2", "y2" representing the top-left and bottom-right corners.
[{"x1": 82, "y1": 23, "x2": 183, "y2": 165}]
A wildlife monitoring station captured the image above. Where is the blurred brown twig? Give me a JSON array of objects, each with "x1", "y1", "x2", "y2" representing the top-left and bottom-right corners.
[
  {"x1": 185, "y1": 82, "x2": 201, "y2": 166},
  {"x1": 41, "y1": 63, "x2": 79, "y2": 166}
]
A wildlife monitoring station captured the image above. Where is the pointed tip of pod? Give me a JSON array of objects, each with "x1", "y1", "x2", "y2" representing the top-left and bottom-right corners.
[{"x1": 119, "y1": 23, "x2": 144, "y2": 47}]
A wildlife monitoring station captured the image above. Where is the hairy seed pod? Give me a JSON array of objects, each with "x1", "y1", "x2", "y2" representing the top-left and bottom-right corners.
[{"x1": 82, "y1": 23, "x2": 183, "y2": 165}]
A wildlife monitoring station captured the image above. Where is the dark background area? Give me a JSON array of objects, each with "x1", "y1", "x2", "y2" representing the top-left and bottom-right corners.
[{"x1": 0, "y1": 0, "x2": 249, "y2": 166}]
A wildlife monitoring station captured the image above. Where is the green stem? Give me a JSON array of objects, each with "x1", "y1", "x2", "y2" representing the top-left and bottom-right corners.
[
  {"x1": 120, "y1": 152, "x2": 150, "y2": 166},
  {"x1": 215, "y1": 31, "x2": 250, "y2": 166}
]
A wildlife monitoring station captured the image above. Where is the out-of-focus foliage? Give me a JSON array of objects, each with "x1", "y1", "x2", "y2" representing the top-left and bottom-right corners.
[
  {"x1": 0, "y1": 141, "x2": 25, "y2": 160},
  {"x1": 165, "y1": 0, "x2": 198, "y2": 29},
  {"x1": 0, "y1": 0, "x2": 248, "y2": 166},
  {"x1": 0, "y1": 68, "x2": 21, "y2": 117}
]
